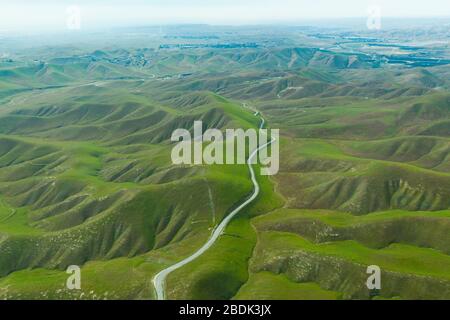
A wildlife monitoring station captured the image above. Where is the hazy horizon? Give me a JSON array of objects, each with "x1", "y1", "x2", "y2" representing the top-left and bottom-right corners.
[{"x1": 1, "y1": 0, "x2": 450, "y2": 33}]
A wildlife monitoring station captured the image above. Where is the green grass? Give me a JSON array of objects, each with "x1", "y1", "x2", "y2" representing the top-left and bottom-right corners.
[
  {"x1": 0, "y1": 254, "x2": 165, "y2": 300},
  {"x1": 255, "y1": 208, "x2": 450, "y2": 228},
  {"x1": 166, "y1": 216, "x2": 257, "y2": 300},
  {"x1": 0, "y1": 198, "x2": 42, "y2": 235},
  {"x1": 0, "y1": 45, "x2": 449, "y2": 300},
  {"x1": 234, "y1": 272, "x2": 341, "y2": 300},
  {"x1": 275, "y1": 136, "x2": 449, "y2": 214},
  {"x1": 259, "y1": 231, "x2": 450, "y2": 281}
]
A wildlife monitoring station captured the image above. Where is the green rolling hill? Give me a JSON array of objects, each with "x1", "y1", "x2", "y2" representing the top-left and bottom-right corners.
[{"x1": 0, "y1": 24, "x2": 449, "y2": 300}]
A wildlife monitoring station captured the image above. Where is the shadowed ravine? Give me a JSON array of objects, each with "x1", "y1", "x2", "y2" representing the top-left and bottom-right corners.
[{"x1": 152, "y1": 114, "x2": 272, "y2": 300}]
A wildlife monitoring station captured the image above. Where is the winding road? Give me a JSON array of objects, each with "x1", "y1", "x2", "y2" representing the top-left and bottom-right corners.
[{"x1": 152, "y1": 113, "x2": 273, "y2": 300}]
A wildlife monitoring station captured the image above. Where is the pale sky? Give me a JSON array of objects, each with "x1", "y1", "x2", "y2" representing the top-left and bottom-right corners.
[{"x1": 1, "y1": 0, "x2": 449, "y2": 32}]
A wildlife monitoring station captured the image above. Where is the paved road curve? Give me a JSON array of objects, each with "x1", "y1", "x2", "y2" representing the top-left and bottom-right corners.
[{"x1": 152, "y1": 115, "x2": 273, "y2": 300}]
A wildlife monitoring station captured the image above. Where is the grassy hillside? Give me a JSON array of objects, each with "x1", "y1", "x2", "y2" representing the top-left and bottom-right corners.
[{"x1": 0, "y1": 34, "x2": 449, "y2": 300}]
